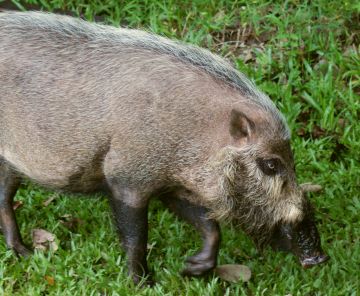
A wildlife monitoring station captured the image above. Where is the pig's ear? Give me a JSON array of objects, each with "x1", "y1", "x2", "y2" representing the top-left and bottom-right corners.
[{"x1": 229, "y1": 109, "x2": 255, "y2": 141}]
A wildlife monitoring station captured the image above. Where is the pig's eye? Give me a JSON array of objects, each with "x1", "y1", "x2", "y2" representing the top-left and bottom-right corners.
[{"x1": 256, "y1": 158, "x2": 284, "y2": 176}]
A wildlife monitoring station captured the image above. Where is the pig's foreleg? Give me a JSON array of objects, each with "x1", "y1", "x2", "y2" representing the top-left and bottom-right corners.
[
  {"x1": 107, "y1": 185, "x2": 151, "y2": 285},
  {"x1": 161, "y1": 191, "x2": 220, "y2": 276},
  {"x1": 0, "y1": 160, "x2": 31, "y2": 256}
]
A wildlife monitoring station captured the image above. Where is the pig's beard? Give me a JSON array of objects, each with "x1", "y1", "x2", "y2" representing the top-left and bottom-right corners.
[{"x1": 204, "y1": 147, "x2": 304, "y2": 247}]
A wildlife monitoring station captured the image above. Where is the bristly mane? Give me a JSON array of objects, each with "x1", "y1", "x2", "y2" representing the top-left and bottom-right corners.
[{"x1": 0, "y1": 11, "x2": 290, "y2": 139}]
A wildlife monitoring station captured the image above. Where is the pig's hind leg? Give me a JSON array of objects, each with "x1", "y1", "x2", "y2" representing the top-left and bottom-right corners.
[
  {"x1": 0, "y1": 159, "x2": 31, "y2": 256},
  {"x1": 160, "y1": 189, "x2": 220, "y2": 277}
]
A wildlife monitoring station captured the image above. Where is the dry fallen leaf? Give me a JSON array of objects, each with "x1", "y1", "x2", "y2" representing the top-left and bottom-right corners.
[
  {"x1": 311, "y1": 125, "x2": 326, "y2": 139},
  {"x1": 43, "y1": 195, "x2": 57, "y2": 207},
  {"x1": 337, "y1": 118, "x2": 346, "y2": 129},
  {"x1": 44, "y1": 275, "x2": 55, "y2": 286},
  {"x1": 32, "y1": 229, "x2": 58, "y2": 252},
  {"x1": 13, "y1": 200, "x2": 24, "y2": 211},
  {"x1": 300, "y1": 183, "x2": 323, "y2": 193},
  {"x1": 243, "y1": 48, "x2": 254, "y2": 62},
  {"x1": 215, "y1": 264, "x2": 251, "y2": 283},
  {"x1": 59, "y1": 214, "x2": 83, "y2": 232}
]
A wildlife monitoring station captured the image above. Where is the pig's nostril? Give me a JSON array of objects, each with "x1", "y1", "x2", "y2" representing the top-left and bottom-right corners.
[{"x1": 301, "y1": 254, "x2": 329, "y2": 268}]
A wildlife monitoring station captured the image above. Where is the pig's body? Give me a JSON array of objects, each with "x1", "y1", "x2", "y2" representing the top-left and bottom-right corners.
[
  {"x1": 0, "y1": 13, "x2": 281, "y2": 191},
  {"x1": 0, "y1": 12, "x2": 328, "y2": 284}
]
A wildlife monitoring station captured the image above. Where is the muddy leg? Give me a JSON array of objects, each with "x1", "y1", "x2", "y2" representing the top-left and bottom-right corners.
[
  {"x1": 107, "y1": 181, "x2": 151, "y2": 285},
  {"x1": 0, "y1": 160, "x2": 31, "y2": 256},
  {"x1": 160, "y1": 189, "x2": 220, "y2": 277}
]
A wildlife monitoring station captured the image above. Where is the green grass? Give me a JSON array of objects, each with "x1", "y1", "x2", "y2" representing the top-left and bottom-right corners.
[{"x1": 0, "y1": 0, "x2": 359, "y2": 295}]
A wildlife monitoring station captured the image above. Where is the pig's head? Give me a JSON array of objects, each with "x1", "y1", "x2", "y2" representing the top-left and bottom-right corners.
[{"x1": 203, "y1": 107, "x2": 328, "y2": 267}]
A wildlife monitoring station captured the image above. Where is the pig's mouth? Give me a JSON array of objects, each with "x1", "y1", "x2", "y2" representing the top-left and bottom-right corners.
[{"x1": 300, "y1": 253, "x2": 329, "y2": 268}]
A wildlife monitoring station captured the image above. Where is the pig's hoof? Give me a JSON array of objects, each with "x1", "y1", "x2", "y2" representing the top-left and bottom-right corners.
[
  {"x1": 12, "y1": 243, "x2": 32, "y2": 257},
  {"x1": 181, "y1": 255, "x2": 216, "y2": 277}
]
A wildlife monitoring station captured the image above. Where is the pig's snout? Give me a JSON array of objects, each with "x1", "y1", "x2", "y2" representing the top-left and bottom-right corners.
[
  {"x1": 300, "y1": 253, "x2": 329, "y2": 268},
  {"x1": 292, "y1": 216, "x2": 330, "y2": 268},
  {"x1": 271, "y1": 217, "x2": 329, "y2": 268}
]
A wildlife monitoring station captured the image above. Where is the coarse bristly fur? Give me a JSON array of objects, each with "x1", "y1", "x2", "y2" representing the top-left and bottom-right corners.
[
  {"x1": 200, "y1": 146, "x2": 305, "y2": 246},
  {"x1": 0, "y1": 11, "x2": 307, "y2": 244}
]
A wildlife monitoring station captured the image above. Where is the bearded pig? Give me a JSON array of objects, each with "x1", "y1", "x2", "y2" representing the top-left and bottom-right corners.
[{"x1": 0, "y1": 11, "x2": 328, "y2": 284}]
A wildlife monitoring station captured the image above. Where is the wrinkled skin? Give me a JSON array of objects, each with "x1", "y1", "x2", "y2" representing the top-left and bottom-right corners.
[{"x1": 270, "y1": 205, "x2": 329, "y2": 268}]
